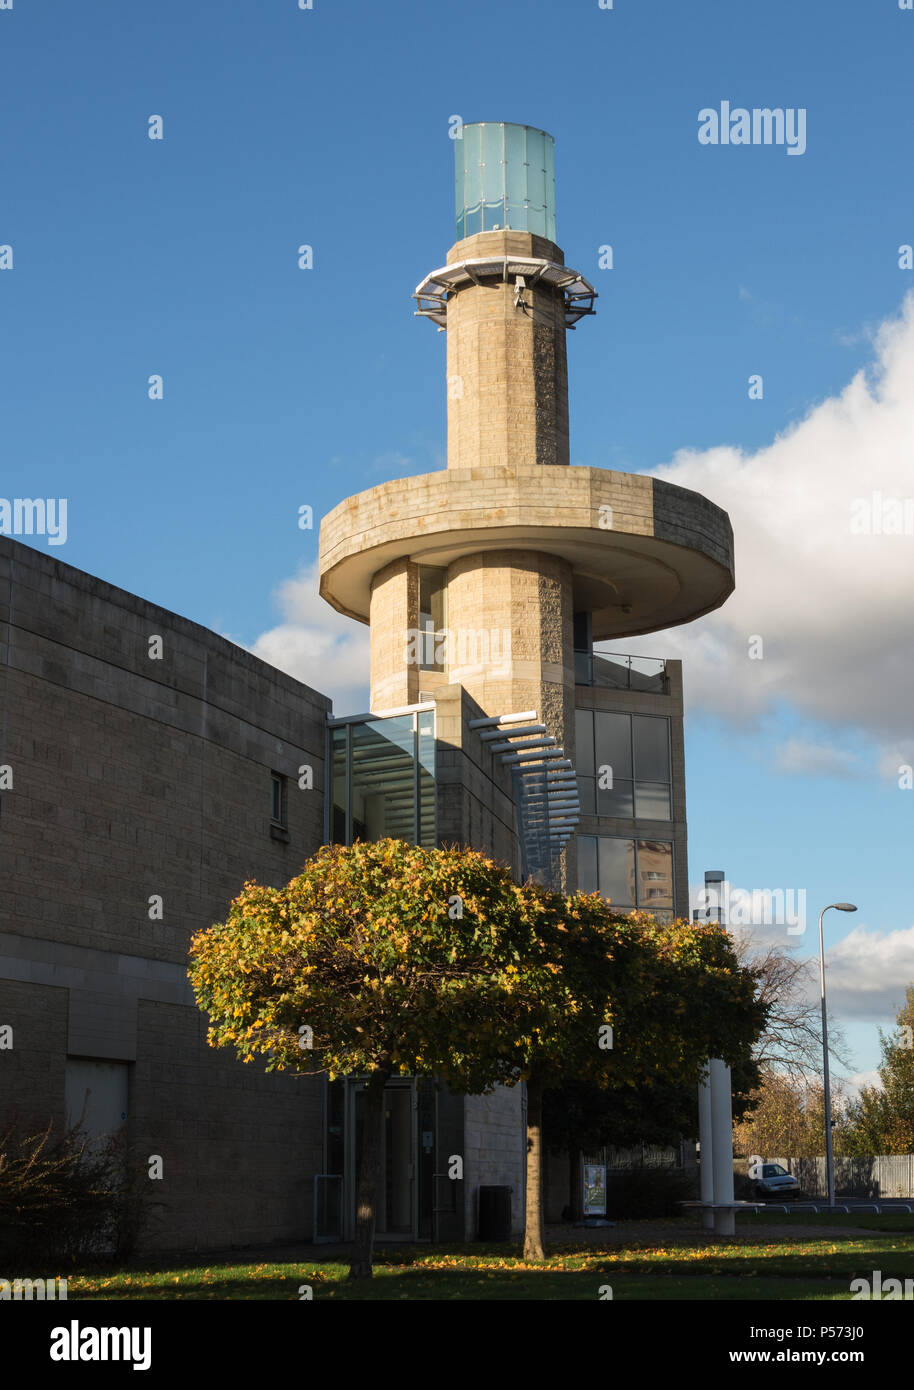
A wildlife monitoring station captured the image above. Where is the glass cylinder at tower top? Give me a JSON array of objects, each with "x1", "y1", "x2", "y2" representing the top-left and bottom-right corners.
[{"x1": 455, "y1": 123, "x2": 557, "y2": 242}]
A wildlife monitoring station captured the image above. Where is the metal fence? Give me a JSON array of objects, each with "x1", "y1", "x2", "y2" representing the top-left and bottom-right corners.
[
  {"x1": 583, "y1": 1143, "x2": 682, "y2": 1171},
  {"x1": 769, "y1": 1155, "x2": 914, "y2": 1199}
]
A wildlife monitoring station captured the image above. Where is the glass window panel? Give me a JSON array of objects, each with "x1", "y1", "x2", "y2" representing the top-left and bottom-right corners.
[
  {"x1": 577, "y1": 775, "x2": 595, "y2": 816},
  {"x1": 455, "y1": 124, "x2": 555, "y2": 242},
  {"x1": 542, "y1": 135, "x2": 556, "y2": 242},
  {"x1": 417, "y1": 766, "x2": 435, "y2": 845},
  {"x1": 577, "y1": 835, "x2": 598, "y2": 893},
  {"x1": 504, "y1": 123, "x2": 527, "y2": 223},
  {"x1": 597, "y1": 778, "x2": 634, "y2": 819},
  {"x1": 482, "y1": 122, "x2": 503, "y2": 213},
  {"x1": 331, "y1": 726, "x2": 347, "y2": 844},
  {"x1": 629, "y1": 657, "x2": 666, "y2": 692},
  {"x1": 632, "y1": 716, "x2": 670, "y2": 783},
  {"x1": 484, "y1": 202, "x2": 505, "y2": 231},
  {"x1": 417, "y1": 714, "x2": 435, "y2": 772},
  {"x1": 350, "y1": 716, "x2": 415, "y2": 845},
  {"x1": 594, "y1": 711, "x2": 632, "y2": 779},
  {"x1": 459, "y1": 124, "x2": 483, "y2": 224},
  {"x1": 636, "y1": 841, "x2": 673, "y2": 911},
  {"x1": 525, "y1": 126, "x2": 547, "y2": 236},
  {"x1": 634, "y1": 782, "x2": 671, "y2": 820},
  {"x1": 592, "y1": 653, "x2": 630, "y2": 689},
  {"x1": 598, "y1": 837, "x2": 635, "y2": 909},
  {"x1": 575, "y1": 708, "x2": 594, "y2": 776},
  {"x1": 417, "y1": 714, "x2": 436, "y2": 847}
]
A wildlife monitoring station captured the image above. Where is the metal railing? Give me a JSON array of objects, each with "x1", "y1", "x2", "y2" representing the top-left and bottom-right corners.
[{"x1": 574, "y1": 651, "x2": 668, "y2": 693}]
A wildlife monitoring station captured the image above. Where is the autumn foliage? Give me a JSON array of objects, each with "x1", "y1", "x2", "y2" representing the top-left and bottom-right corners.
[{"x1": 188, "y1": 839, "x2": 766, "y2": 1273}]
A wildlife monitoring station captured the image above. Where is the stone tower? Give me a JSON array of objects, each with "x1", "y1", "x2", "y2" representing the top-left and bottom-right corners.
[{"x1": 319, "y1": 122, "x2": 734, "y2": 889}]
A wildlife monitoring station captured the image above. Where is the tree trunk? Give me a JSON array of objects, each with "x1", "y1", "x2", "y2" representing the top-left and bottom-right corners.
[
  {"x1": 523, "y1": 1072, "x2": 546, "y2": 1261},
  {"x1": 569, "y1": 1144, "x2": 582, "y2": 1222},
  {"x1": 347, "y1": 1062, "x2": 390, "y2": 1280}
]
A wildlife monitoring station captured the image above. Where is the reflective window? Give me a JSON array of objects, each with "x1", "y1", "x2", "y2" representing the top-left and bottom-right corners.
[
  {"x1": 632, "y1": 716, "x2": 670, "y2": 782},
  {"x1": 329, "y1": 711, "x2": 436, "y2": 848},
  {"x1": 578, "y1": 835, "x2": 598, "y2": 893},
  {"x1": 576, "y1": 835, "x2": 674, "y2": 917},
  {"x1": 455, "y1": 123, "x2": 556, "y2": 242},
  {"x1": 575, "y1": 709, "x2": 594, "y2": 777},
  {"x1": 576, "y1": 711, "x2": 672, "y2": 822},
  {"x1": 599, "y1": 777, "x2": 634, "y2": 819},
  {"x1": 350, "y1": 716, "x2": 415, "y2": 843},
  {"x1": 636, "y1": 840, "x2": 674, "y2": 912},
  {"x1": 417, "y1": 714, "x2": 436, "y2": 845},
  {"x1": 598, "y1": 837, "x2": 635, "y2": 908},
  {"x1": 331, "y1": 726, "x2": 347, "y2": 844},
  {"x1": 576, "y1": 773, "x2": 596, "y2": 816},
  {"x1": 595, "y1": 712, "x2": 632, "y2": 779},
  {"x1": 634, "y1": 783, "x2": 671, "y2": 820}
]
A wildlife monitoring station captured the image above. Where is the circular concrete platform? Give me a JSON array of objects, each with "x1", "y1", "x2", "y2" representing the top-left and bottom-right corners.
[{"x1": 319, "y1": 466, "x2": 734, "y2": 641}]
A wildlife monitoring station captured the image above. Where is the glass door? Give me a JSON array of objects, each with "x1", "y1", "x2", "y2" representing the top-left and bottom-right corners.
[{"x1": 348, "y1": 1080, "x2": 417, "y2": 1239}]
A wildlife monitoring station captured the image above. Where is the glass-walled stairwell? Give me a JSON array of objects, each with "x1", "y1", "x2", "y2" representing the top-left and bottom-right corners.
[
  {"x1": 327, "y1": 706, "x2": 436, "y2": 848},
  {"x1": 321, "y1": 706, "x2": 455, "y2": 1245}
]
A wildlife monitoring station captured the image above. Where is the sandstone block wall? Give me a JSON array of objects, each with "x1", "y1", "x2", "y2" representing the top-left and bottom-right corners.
[
  {"x1": 463, "y1": 1084, "x2": 526, "y2": 1239},
  {"x1": 0, "y1": 537, "x2": 329, "y2": 1251}
]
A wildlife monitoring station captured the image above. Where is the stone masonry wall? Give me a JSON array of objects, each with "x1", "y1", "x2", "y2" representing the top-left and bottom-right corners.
[
  {"x1": 0, "y1": 537, "x2": 330, "y2": 1251},
  {"x1": 463, "y1": 1084, "x2": 526, "y2": 1239}
]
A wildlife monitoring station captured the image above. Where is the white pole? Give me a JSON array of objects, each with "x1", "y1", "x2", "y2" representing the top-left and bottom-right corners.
[
  {"x1": 698, "y1": 1066, "x2": 714, "y2": 1230},
  {"x1": 817, "y1": 902, "x2": 857, "y2": 1209},
  {"x1": 710, "y1": 1058, "x2": 735, "y2": 1236},
  {"x1": 818, "y1": 906, "x2": 835, "y2": 1209}
]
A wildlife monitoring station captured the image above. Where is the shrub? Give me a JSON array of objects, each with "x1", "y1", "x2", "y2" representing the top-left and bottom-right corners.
[{"x1": 0, "y1": 1116, "x2": 158, "y2": 1265}]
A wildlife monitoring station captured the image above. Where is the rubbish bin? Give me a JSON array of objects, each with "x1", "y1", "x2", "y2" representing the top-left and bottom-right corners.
[{"x1": 478, "y1": 1185, "x2": 512, "y2": 1240}]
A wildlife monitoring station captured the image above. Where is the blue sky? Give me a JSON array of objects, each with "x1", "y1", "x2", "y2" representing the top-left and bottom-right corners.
[{"x1": 2, "y1": 0, "x2": 912, "y2": 1084}]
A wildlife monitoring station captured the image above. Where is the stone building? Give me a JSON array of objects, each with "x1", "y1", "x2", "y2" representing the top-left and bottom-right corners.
[
  {"x1": 0, "y1": 123, "x2": 733, "y2": 1252},
  {"x1": 0, "y1": 537, "x2": 329, "y2": 1251}
]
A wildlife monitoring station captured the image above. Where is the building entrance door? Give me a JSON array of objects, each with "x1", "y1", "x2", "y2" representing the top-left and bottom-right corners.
[{"x1": 348, "y1": 1079, "x2": 417, "y2": 1239}]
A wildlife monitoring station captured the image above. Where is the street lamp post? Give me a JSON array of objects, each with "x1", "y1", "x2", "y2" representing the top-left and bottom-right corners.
[{"x1": 818, "y1": 901, "x2": 857, "y2": 1208}]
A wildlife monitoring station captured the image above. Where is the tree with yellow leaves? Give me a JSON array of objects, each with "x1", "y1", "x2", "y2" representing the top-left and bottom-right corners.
[
  {"x1": 188, "y1": 839, "x2": 545, "y2": 1279},
  {"x1": 189, "y1": 839, "x2": 766, "y2": 1275},
  {"x1": 497, "y1": 894, "x2": 767, "y2": 1258}
]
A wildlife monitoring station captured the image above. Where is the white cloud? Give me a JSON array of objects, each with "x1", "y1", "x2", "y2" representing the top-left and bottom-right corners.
[
  {"x1": 817, "y1": 924, "x2": 914, "y2": 1022},
  {"x1": 636, "y1": 292, "x2": 914, "y2": 761},
  {"x1": 249, "y1": 299, "x2": 914, "y2": 746},
  {"x1": 844, "y1": 1070, "x2": 882, "y2": 1099},
  {"x1": 248, "y1": 562, "x2": 370, "y2": 713},
  {"x1": 774, "y1": 739, "x2": 864, "y2": 778}
]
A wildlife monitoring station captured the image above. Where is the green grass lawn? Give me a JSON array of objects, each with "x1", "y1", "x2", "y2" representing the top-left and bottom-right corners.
[{"x1": 61, "y1": 1218, "x2": 914, "y2": 1300}]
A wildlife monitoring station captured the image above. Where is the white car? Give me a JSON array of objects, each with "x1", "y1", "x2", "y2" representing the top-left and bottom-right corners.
[{"x1": 754, "y1": 1163, "x2": 801, "y2": 1199}]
